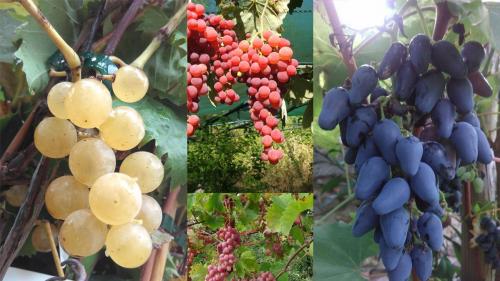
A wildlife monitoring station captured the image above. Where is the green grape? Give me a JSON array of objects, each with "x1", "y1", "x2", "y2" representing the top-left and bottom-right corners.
[
  {"x1": 112, "y1": 65, "x2": 149, "y2": 103},
  {"x1": 105, "y1": 222, "x2": 152, "y2": 268},
  {"x1": 99, "y1": 106, "x2": 145, "y2": 151},
  {"x1": 4, "y1": 184, "x2": 28, "y2": 207},
  {"x1": 136, "y1": 195, "x2": 162, "y2": 233},
  {"x1": 31, "y1": 223, "x2": 58, "y2": 253},
  {"x1": 60, "y1": 209, "x2": 108, "y2": 257},
  {"x1": 45, "y1": 175, "x2": 90, "y2": 220},
  {"x1": 89, "y1": 173, "x2": 142, "y2": 225},
  {"x1": 68, "y1": 138, "x2": 116, "y2": 186},
  {"x1": 119, "y1": 151, "x2": 164, "y2": 193},
  {"x1": 34, "y1": 117, "x2": 77, "y2": 158},
  {"x1": 47, "y1": 81, "x2": 72, "y2": 119},
  {"x1": 64, "y1": 78, "x2": 112, "y2": 128}
]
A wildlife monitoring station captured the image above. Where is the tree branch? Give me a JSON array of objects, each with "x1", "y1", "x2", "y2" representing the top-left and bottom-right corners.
[
  {"x1": 104, "y1": 0, "x2": 144, "y2": 55},
  {"x1": 275, "y1": 239, "x2": 312, "y2": 279}
]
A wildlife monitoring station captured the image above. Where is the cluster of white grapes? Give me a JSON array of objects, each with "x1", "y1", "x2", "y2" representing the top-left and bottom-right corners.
[{"x1": 31, "y1": 64, "x2": 165, "y2": 268}]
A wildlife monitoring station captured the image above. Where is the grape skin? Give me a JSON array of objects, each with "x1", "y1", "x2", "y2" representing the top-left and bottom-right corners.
[
  {"x1": 119, "y1": 151, "x2": 164, "y2": 193},
  {"x1": 45, "y1": 175, "x2": 90, "y2": 220},
  {"x1": 31, "y1": 223, "x2": 58, "y2": 253},
  {"x1": 47, "y1": 81, "x2": 72, "y2": 119},
  {"x1": 4, "y1": 184, "x2": 28, "y2": 207},
  {"x1": 105, "y1": 223, "x2": 152, "y2": 268},
  {"x1": 34, "y1": 117, "x2": 77, "y2": 159},
  {"x1": 99, "y1": 106, "x2": 145, "y2": 151},
  {"x1": 112, "y1": 65, "x2": 149, "y2": 103},
  {"x1": 135, "y1": 195, "x2": 163, "y2": 233}
]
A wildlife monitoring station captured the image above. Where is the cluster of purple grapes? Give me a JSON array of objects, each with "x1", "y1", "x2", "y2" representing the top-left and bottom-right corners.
[
  {"x1": 205, "y1": 226, "x2": 241, "y2": 281},
  {"x1": 476, "y1": 217, "x2": 500, "y2": 268}
]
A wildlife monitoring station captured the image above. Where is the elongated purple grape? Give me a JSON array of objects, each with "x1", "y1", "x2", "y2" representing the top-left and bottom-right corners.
[
  {"x1": 450, "y1": 122, "x2": 478, "y2": 164},
  {"x1": 374, "y1": 226, "x2": 383, "y2": 244},
  {"x1": 373, "y1": 119, "x2": 401, "y2": 165},
  {"x1": 378, "y1": 42, "x2": 408, "y2": 80},
  {"x1": 344, "y1": 147, "x2": 357, "y2": 165},
  {"x1": 394, "y1": 60, "x2": 418, "y2": 101},
  {"x1": 411, "y1": 163, "x2": 439, "y2": 205},
  {"x1": 461, "y1": 41, "x2": 485, "y2": 73},
  {"x1": 380, "y1": 208, "x2": 410, "y2": 249},
  {"x1": 355, "y1": 136, "x2": 379, "y2": 173},
  {"x1": 352, "y1": 201, "x2": 379, "y2": 237},
  {"x1": 431, "y1": 40, "x2": 467, "y2": 78},
  {"x1": 417, "y1": 212, "x2": 443, "y2": 251},
  {"x1": 447, "y1": 78, "x2": 473, "y2": 114},
  {"x1": 353, "y1": 106, "x2": 378, "y2": 127},
  {"x1": 388, "y1": 252, "x2": 412, "y2": 281},
  {"x1": 395, "y1": 136, "x2": 423, "y2": 176},
  {"x1": 370, "y1": 86, "x2": 388, "y2": 103},
  {"x1": 345, "y1": 107, "x2": 377, "y2": 148},
  {"x1": 318, "y1": 87, "x2": 351, "y2": 130},
  {"x1": 431, "y1": 99, "x2": 455, "y2": 138},
  {"x1": 379, "y1": 237, "x2": 404, "y2": 271},
  {"x1": 340, "y1": 119, "x2": 348, "y2": 146},
  {"x1": 411, "y1": 245, "x2": 433, "y2": 281},
  {"x1": 415, "y1": 70, "x2": 445, "y2": 113},
  {"x1": 409, "y1": 34, "x2": 432, "y2": 74},
  {"x1": 349, "y1": 65, "x2": 378, "y2": 105},
  {"x1": 373, "y1": 178, "x2": 410, "y2": 215},
  {"x1": 460, "y1": 111, "x2": 480, "y2": 127},
  {"x1": 422, "y1": 142, "x2": 456, "y2": 180},
  {"x1": 469, "y1": 71, "x2": 493, "y2": 97},
  {"x1": 475, "y1": 127, "x2": 492, "y2": 164},
  {"x1": 355, "y1": 157, "x2": 390, "y2": 200}
]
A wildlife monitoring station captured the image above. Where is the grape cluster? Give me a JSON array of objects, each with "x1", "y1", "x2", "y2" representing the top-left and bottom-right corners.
[
  {"x1": 476, "y1": 217, "x2": 500, "y2": 268},
  {"x1": 34, "y1": 65, "x2": 165, "y2": 268},
  {"x1": 319, "y1": 34, "x2": 493, "y2": 281},
  {"x1": 187, "y1": 3, "x2": 298, "y2": 164},
  {"x1": 205, "y1": 226, "x2": 241, "y2": 281}
]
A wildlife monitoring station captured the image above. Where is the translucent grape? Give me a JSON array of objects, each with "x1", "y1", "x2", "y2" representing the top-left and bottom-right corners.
[
  {"x1": 105, "y1": 223, "x2": 152, "y2": 268},
  {"x1": 47, "y1": 81, "x2": 72, "y2": 119},
  {"x1": 68, "y1": 138, "x2": 116, "y2": 186},
  {"x1": 136, "y1": 195, "x2": 163, "y2": 233},
  {"x1": 89, "y1": 173, "x2": 142, "y2": 225},
  {"x1": 119, "y1": 151, "x2": 164, "y2": 193},
  {"x1": 99, "y1": 106, "x2": 145, "y2": 151},
  {"x1": 34, "y1": 117, "x2": 77, "y2": 158},
  {"x1": 112, "y1": 65, "x2": 149, "y2": 103},
  {"x1": 60, "y1": 209, "x2": 108, "y2": 257},
  {"x1": 45, "y1": 175, "x2": 90, "y2": 220},
  {"x1": 31, "y1": 223, "x2": 58, "y2": 253},
  {"x1": 4, "y1": 184, "x2": 28, "y2": 207},
  {"x1": 64, "y1": 78, "x2": 113, "y2": 128}
]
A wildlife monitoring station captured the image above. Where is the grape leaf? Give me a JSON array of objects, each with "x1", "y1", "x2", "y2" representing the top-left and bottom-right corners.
[
  {"x1": 239, "y1": 0, "x2": 290, "y2": 33},
  {"x1": 235, "y1": 250, "x2": 258, "y2": 276},
  {"x1": 313, "y1": 222, "x2": 378, "y2": 281},
  {"x1": 137, "y1": 6, "x2": 169, "y2": 33},
  {"x1": 14, "y1": 0, "x2": 79, "y2": 93},
  {"x1": 190, "y1": 263, "x2": 208, "y2": 281},
  {"x1": 0, "y1": 11, "x2": 22, "y2": 64},
  {"x1": 266, "y1": 194, "x2": 313, "y2": 235},
  {"x1": 114, "y1": 96, "x2": 187, "y2": 187}
]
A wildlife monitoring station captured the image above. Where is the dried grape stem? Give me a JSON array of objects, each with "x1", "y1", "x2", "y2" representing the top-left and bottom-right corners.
[
  {"x1": 18, "y1": 0, "x2": 81, "y2": 81},
  {"x1": 44, "y1": 221, "x2": 64, "y2": 277},
  {"x1": 104, "y1": 0, "x2": 144, "y2": 55}
]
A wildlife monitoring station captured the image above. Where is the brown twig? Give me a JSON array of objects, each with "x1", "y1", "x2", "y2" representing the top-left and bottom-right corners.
[
  {"x1": 104, "y1": 0, "x2": 144, "y2": 55},
  {"x1": 275, "y1": 239, "x2": 312, "y2": 279},
  {"x1": 44, "y1": 221, "x2": 64, "y2": 277}
]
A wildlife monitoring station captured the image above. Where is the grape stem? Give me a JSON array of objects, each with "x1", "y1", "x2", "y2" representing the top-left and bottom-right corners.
[
  {"x1": 104, "y1": 0, "x2": 144, "y2": 55},
  {"x1": 413, "y1": 1, "x2": 431, "y2": 37},
  {"x1": 43, "y1": 221, "x2": 64, "y2": 278},
  {"x1": 275, "y1": 239, "x2": 312, "y2": 279},
  {"x1": 17, "y1": 0, "x2": 81, "y2": 82},
  {"x1": 131, "y1": 3, "x2": 187, "y2": 69},
  {"x1": 316, "y1": 193, "x2": 355, "y2": 225}
]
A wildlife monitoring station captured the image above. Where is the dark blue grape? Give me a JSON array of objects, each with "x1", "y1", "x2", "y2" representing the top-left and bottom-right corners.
[
  {"x1": 411, "y1": 245, "x2": 433, "y2": 281},
  {"x1": 345, "y1": 107, "x2": 378, "y2": 147},
  {"x1": 475, "y1": 127, "x2": 493, "y2": 164},
  {"x1": 415, "y1": 70, "x2": 445, "y2": 113},
  {"x1": 355, "y1": 136, "x2": 379, "y2": 173},
  {"x1": 431, "y1": 40, "x2": 467, "y2": 78},
  {"x1": 355, "y1": 157, "x2": 391, "y2": 200},
  {"x1": 380, "y1": 208, "x2": 410, "y2": 249},
  {"x1": 318, "y1": 87, "x2": 351, "y2": 130},
  {"x1": 344, "y1": 147, "x2": 357, "y2": 165},
  {"x1": 379, "y1": 237, "x2": 404, "y2": 271},
  {"x1": 395, "y1": 136, "x2": 423, "y2": 176},
  {"x1": 378, "y1": 42, "x2": 408, "y2": 80},
  {"x1": 349, "y1": 65, "x2": 378, "y2": 105},
  {"x1": 469, "y1": 70, "x2": 493, "y2": 97},
  {"x1": 431, "y1": 99, "x2": 455, "y2": 138},
  {"x1": 373, "y1": 178, "x2": 410, "y2": 215},
  {"x1": 409, "y1": 34, "x2": 432, "y2": 74},
  {"x1": 394, "y1": 60, "x2": 418, "y2": 101},
  {"x1": 352, "y1": 201, "x2": 379, "y2": 237},
  {"x1": 450, "y1": 122, "x2": 478, "y2": 164},
  {"x1": 447, "y1": 78, "x2": 473, "y2": 114},
  {"x1": 373, "y1": 119, "x2": 402, "y2": 165},
  {"x1": 417, "y1": 212, "x2": 443, "y2": 251},
  {"x1": 370, "y1": 86, "x2": 389, "y2": 103},
  {"x1": 388, "y1": 252, "x2": 412, "y2": 281},
  {"x1": 411, "y1": 163, "x2": 439, "y2": 205},
  {"x1": 461, "y1": 41, "x2": 485, "y2": 73},
  {"x1": 422, "y1": 141, "x2": 456, "y2": 180},
  {"x1": 461, "y1": 111, "x2": 480, "y2": 127}
]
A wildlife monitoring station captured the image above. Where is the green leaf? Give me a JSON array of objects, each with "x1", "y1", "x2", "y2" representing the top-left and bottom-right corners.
[
  {"x1": 114, "y1": 97, "x2": 187, "y2": 187},
  {"x1": 266, "y1": 194, "x2": 313, "y2": 235},
  {"x1": 137, "y1": 6, "x2": 169, "y2": 33},
  {"x1": 236, "y1": 250, "x2": 259, "y2": 275},
  {"x1": 15, "y1": 0, "x2": 79, "y2": 93},
  {"x1": 313, "y1": 222, "x2": 378, "y2": 281},
  {"x1": 0, "y1": 11, "x2": 22, "y2": 64},
  {"x1": 190, "y1": 263, "x2": 208, "y2": 281},
  {"x1": 240, "y1": 0, "x2": 290, "y2": 33},
  {"x1": 290, "y1": 225, "x2": 305, "y2": 244}
]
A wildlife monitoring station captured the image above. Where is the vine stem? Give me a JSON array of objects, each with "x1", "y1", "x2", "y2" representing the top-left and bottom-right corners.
[
  {"x1": 17, "y1": 0, "x2": 81, "y2": 81},
  {"x1": 132, "y1": 2, "x2": 187, "y2": 69},
  {"x1": 414, "y1": 1, "x2": 430, "y2": 37},
  {"x1": 44, "y1": 221, "x2": 64, "y2": 278},
  {"x1": 321, "y1": 0, "x2": 356, "y2": 78},
  {"x1": 104, "y1": 0, "x2": 144, "y2": 55},
  {"x1": 317, "y1": 193, "x2": 355, "y2": 225},
  {"x1": 275, "y1": 239, "x2": 312, "y2": 279}
]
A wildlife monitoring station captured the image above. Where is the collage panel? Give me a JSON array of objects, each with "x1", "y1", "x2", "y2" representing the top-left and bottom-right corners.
[
  {"x1": 187, "y1": 193, "x2": 313, "y2": 281},
  {"x1": 187, "y1": 0, "x2": 314, "y2": 193},
  {"x1": 313, "y1": 1, "x2": 500, "y2": 281},
  {"x1": 0, "y1": 1, "x2": 187, "y2": 281}
]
